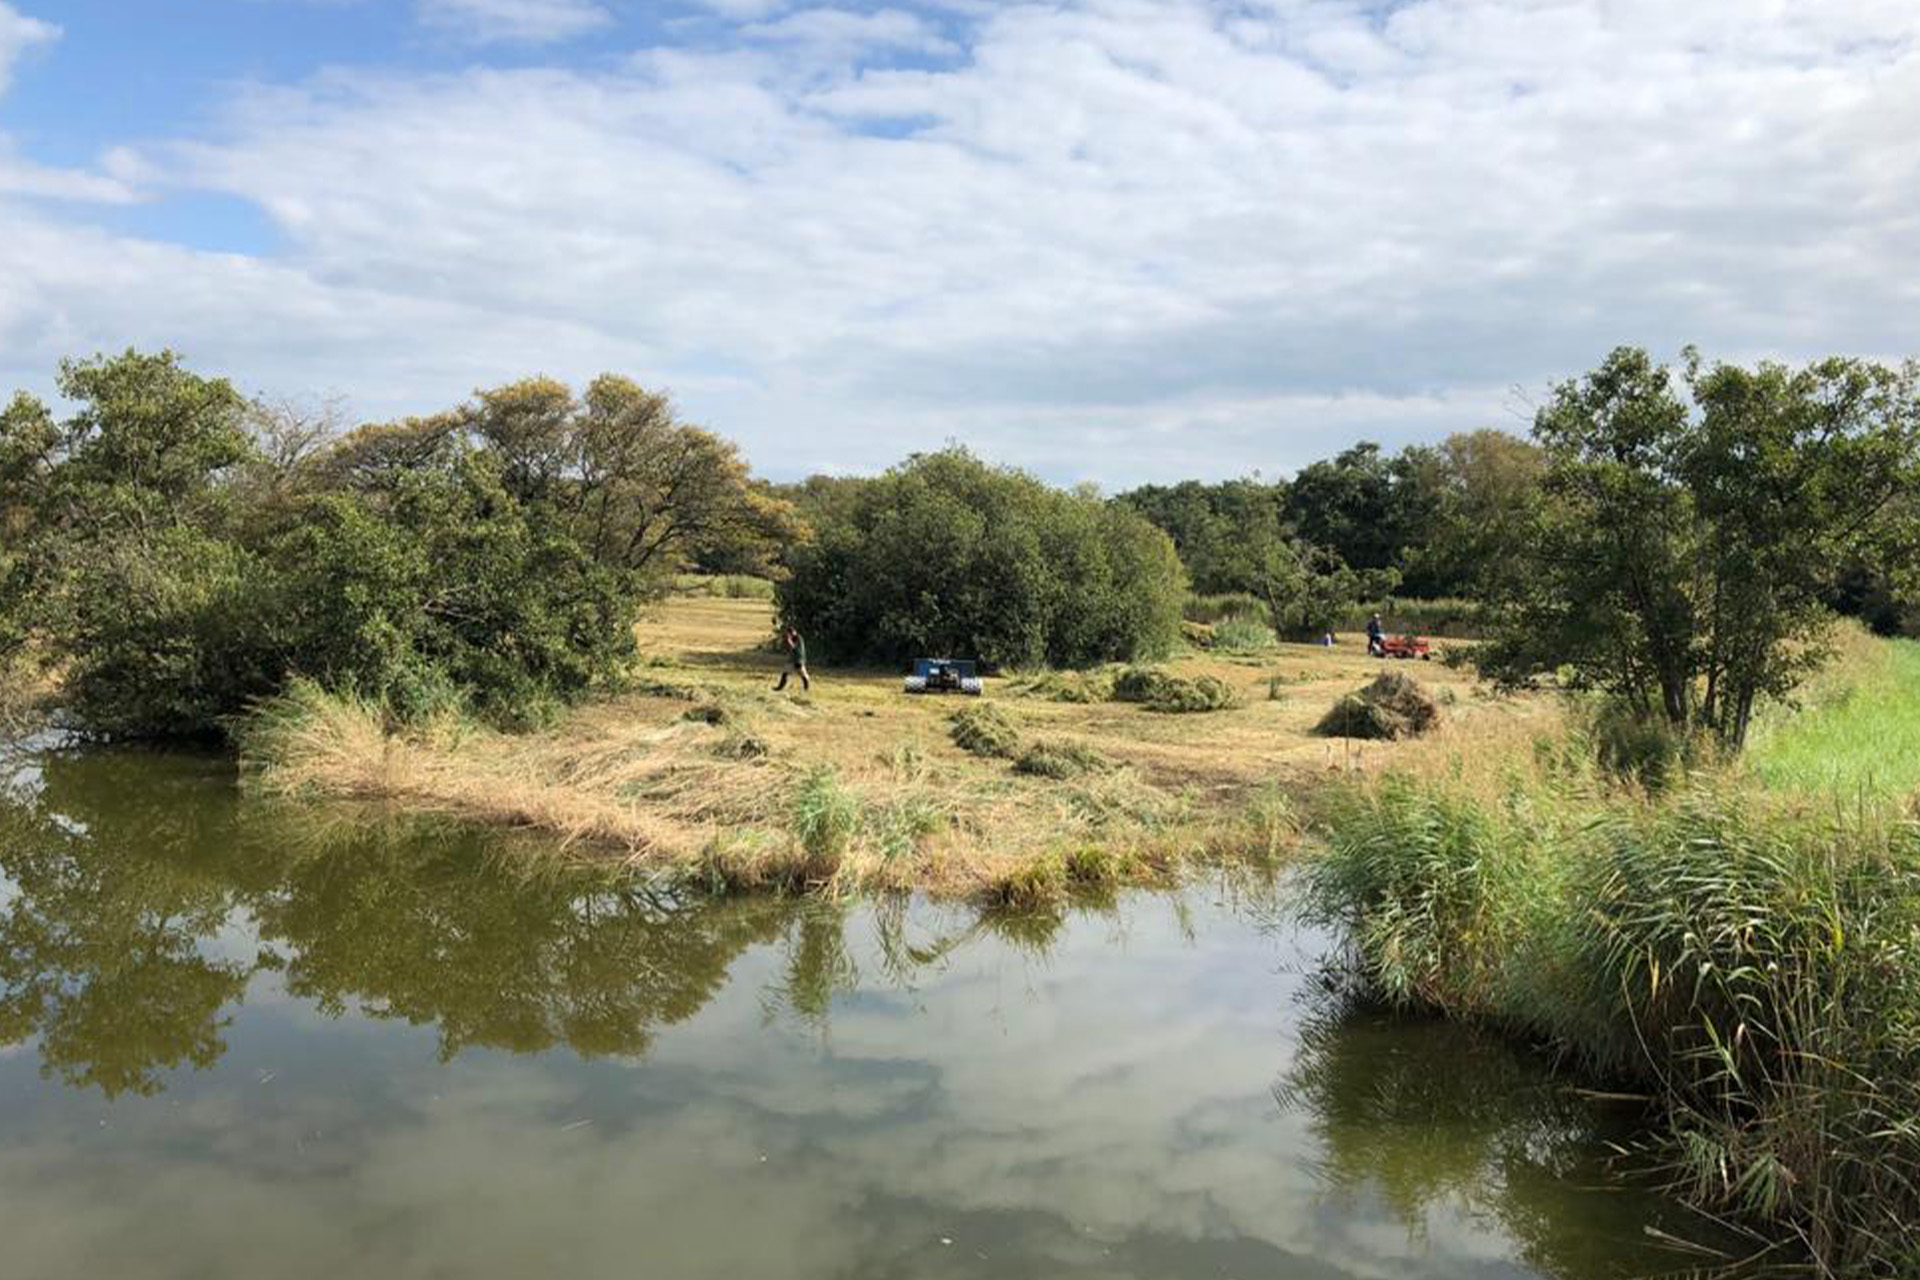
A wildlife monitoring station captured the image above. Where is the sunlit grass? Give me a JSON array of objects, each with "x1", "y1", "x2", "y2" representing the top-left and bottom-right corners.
[{"x1": 1747, "y1": 632, "x2": 1920, "y2": 800}]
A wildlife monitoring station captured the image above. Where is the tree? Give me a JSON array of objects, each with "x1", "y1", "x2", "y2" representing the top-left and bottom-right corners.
[
  {"x1": 777, "y1": 449, "x2": 1185, "y2": 668},
  {"x1": 1402, "y1": 429, "x2": 1546, "y2": 599},
  {"x1": 1222, "y1": 502, "x2": 1398, "y2": 638},
  {"x1": 1480, "y1": 347, "x2": 1920, "y2": 749},
  {"x1": 1116, "y1": 477, "x2": 1289, "y2": 594}
]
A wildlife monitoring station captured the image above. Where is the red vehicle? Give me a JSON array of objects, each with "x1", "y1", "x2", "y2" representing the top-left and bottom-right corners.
[{"x1": 1372, "y1": 633, "x2": 1431, "y2": 661}]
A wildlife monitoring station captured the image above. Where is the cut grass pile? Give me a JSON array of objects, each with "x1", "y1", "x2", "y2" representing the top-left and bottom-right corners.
[
  {"x1": 1314, "y1": 672, "x2": 1442, "y2": 740},
  {"x1": 1013, "y1": 740, "x2": 1112, "y2": 780},
  {"x1": 949, "y1": 702, "x2": 1021, "y2": 758},
  {"x1": 1304, "y1": 629, "x2": 1920, "y2": 1277},
  {"x1": 1112, "y1": 666, "x2": 1239, "y2": 713}
]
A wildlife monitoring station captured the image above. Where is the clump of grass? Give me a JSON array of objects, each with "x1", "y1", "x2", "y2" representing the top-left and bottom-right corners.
[
  {"x1": 1304, "y1": 750, "x2": 1920, "y2": 1275},
  {"x1": 1112, "y1": 666, "x2": 1239, "y2": 713},
  {"x1": 863, "y1": 794, "x2": 947, "y2": 861},
  {"x1": 949, "y1": 702, "x2": 1021, "y2": 758},
  {"x1": 1013, "y1": 739, "x2": 1111, "y2": 780},
  {"x1": 681, "y1": 702, "x2": 730, "y2": 726},
  {"x1": 1211, "y1": 615, "x2": 1278, "y2": 653},
  {"x1": 788, "y1": 765, "x2": 859, "y2": 873},
  {"x1": 714, "y1": 729, "x2": 770, "y2": 759}
]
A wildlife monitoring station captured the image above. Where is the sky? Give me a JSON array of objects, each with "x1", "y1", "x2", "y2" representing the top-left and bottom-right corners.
[{"x1": 0, "y1": 0, "x2": 1916, "y2": 486}]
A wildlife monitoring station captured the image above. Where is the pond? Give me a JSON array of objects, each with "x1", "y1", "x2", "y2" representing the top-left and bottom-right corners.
[{"x1": 0, "y1": 744, "x2": 1731, "y2": 1280}]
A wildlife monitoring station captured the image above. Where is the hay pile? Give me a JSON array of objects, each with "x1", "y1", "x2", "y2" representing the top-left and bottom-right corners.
[
  {"x1": 1315, "y1": 672, "x2": 1441, "y2": 740},
  {"x1": 949, "y1": 702, "x2": 1021, "y2": 758},
  {"x1": 1112, "y1": 666, "x2": 1239, "y2": 713}
]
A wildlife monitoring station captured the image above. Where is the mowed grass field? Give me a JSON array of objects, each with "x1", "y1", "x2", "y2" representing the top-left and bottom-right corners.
[
  {"x1": 639, "y1": 596, "x2": 1531, "y2": 791},
  {"x1": 249, "y1": 593, "x2": 1555, "y2": 900}
]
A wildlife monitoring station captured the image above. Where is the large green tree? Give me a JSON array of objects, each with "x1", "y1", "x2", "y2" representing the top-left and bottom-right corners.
[
  {"x1": 777, "y1": 449, "x2": 1185, "y2": 668},
  {"x1": 1480, "y1": 347, "x2": 1920, "y2": 748}
]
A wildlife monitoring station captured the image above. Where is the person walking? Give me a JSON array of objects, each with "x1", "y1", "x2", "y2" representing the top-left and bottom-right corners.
[
  {"x1": 1366, "y1": 612, "x2": 1385, "y2": 657},
  {"x1": 774, "y1": 625, "x2": 811, "y2": 692}
]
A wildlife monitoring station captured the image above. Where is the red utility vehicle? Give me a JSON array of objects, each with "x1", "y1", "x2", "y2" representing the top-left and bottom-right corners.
[{"x1": 1373, "y1": 634, "x2": 1431, "y2": 661}]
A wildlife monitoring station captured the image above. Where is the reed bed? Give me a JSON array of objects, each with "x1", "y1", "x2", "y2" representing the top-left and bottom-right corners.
[{"x1": 1303, "y1": 639, "x2": 1920, "y2": 1277}]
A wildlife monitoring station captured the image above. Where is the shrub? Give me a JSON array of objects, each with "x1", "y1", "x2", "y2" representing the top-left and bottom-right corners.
[
  {"x1": 949, "y1": 702, "x2": 1021, "y2": 758},
  {"x1": 1013, "y1": 740, "x2": 1111, "y2": 780},
  {"x1": 777, "y1": 449, "x2": 1186, "y2": 669},
  {"x1": 1112, "y1": 666, "x2": 1239, "y2": 713},
  {"x1": 1314, "y1": 673, "x2": 1441, "y2": 739}
]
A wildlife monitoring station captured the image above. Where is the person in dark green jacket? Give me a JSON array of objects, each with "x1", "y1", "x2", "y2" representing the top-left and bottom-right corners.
[{"x1": 774, "y1": 626, "x2": 810, "y2": 692}]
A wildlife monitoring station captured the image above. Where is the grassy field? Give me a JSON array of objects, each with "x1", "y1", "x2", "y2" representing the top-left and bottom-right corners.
[
  {"x1": 1747, "y1": 632, "x2": 1920, "y2": 798},
  {"x1": 244, "y1": 595, "x2": 1550, "y2": 901}
]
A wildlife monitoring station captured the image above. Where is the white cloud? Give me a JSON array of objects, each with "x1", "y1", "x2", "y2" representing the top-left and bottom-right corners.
[
  {"x1": 0, "y1": 1, "x2": 56, "y2": 94},
  {"x1": 416, "y1": 0, "x2": 612, "y2": 45},
  {"x1": 741, "y1": 7, "x2": 958, "y2": 60},
  {"x1": 2, "y1": 0, "x2": 1919, "y2": 484}
]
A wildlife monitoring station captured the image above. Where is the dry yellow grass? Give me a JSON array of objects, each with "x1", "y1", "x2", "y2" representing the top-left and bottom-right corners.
[{"x1": 245, "y1": 597, "x2": 1557, "y2": 900}]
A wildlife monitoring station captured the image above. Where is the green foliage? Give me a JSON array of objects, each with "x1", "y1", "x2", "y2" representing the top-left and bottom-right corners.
[
  {"x1": 1117, "y1": 479, "x2": 1289, "y2": 595},
  {"x1": 788, "y1": 766, "x2": 860, "y2": 868},
  {"x1": 1212, "y1": 501, "x2": 1400, "y2": 640},
  {"x1": 949, "y1": 701, "x2": 1021, "y2": 758},
  {"x1": 777, "y1": 449, "x2": 1185, "y2": 669},
  {"x1": 1748, "y1": 639, "x2": 1920, "y2": 798},
  {"x1": 1306, "y1": 756, "x2": 1920, "y2": 1276},
  {"x1": 1284, "y1": 442, "x2": 1445, "y2": 580},
  {"x1": 1112, "y1": 666, "x2": 1239, "y2": 713},
  {"x1": 1012, "y1": 740, "x2": 1111, "y2": 779},
  {"x1": 1210, "y1": 615, "x2": 1277, "y2": 652},
  {"x1": 1478, "y1": 346, "x2": 1920, "y2": 749},
  {"x1": 1, "y1": 353, "x2": 790, "y2": 739}
]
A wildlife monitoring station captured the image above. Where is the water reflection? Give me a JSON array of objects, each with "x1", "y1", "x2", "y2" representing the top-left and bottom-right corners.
[
  {"x1": 0, "y1": 746, "x2": 1732, "y2": 1280},
  {"x1": 1276, "y1": 995, "x2": 1736, "y2": 1277}
]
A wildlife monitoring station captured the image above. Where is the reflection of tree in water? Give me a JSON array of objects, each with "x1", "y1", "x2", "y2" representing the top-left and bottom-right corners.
[
  {"x1": 250, "y1": 816, "x2": 798, "y2": 1061},
  {"x1": 0, "y1": 750, "x2": 253, "y2": 1097},
  {"x1": 1274, "y1": 989, "x2": 1737, "y2": 1280},
  {"x1": 1, "y1": 748, "x2": 1097, "y2": 1094}
]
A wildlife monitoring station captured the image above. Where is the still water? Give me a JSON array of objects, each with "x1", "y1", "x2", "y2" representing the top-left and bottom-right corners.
[{"x1": 0, "y1": 745, "x2": 1722, "y2": 1280}]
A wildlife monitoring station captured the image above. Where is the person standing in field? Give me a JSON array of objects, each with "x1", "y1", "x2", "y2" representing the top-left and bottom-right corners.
[
  {"x1": 1367, "y1": 612, "x2": 1386, "y2": 657},
  {"x1": 774, "y1": 625, "x2": 811, "y2": 692}
]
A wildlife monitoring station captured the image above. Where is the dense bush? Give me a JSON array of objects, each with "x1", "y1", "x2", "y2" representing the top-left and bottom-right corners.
[{"x1": 777, "y1": 450, "x2": 1185, "y2": 669}]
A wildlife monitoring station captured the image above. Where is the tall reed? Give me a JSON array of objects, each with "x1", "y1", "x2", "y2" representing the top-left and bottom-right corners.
[{"x1": 1305, "y1": 760, "x2": 1920, "y2": 1275}]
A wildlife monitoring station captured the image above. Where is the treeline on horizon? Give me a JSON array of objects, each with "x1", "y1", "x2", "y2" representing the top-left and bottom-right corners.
[{"x1": 4, "y1": 345, "x2": 1918, "y2": 743}]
